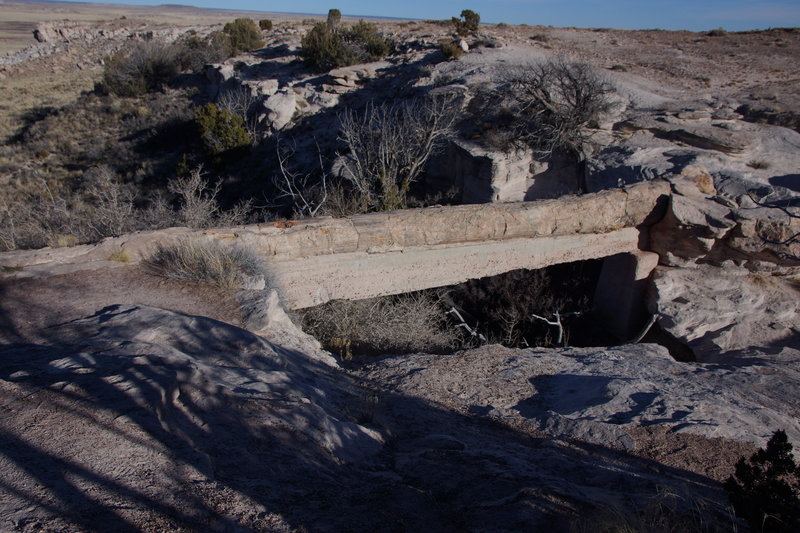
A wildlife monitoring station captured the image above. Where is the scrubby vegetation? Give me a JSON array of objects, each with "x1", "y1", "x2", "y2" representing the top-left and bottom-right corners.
[
  {"x1": 300, "y1": 16, "x2": 393, "y2": 71},
  {"x1": 725, "y1": 430, "x2": 800, "y2": 533},
  {"x1": 259, "y1": 19, "x2": 273, "y2": 31},
  {"x1": 439, "y1": 39, "x2": 464, "y2": 59},
  {"x1": 100, "y1": 41, "x2": 183, "y2": 97},
  {"x1": 142, "y1": 238, "x2": 265, "y2": 290},
  {"x1": 300, "y1": 292, "x2": 458, "y2": 358},
  {"x1": 195, "y1": 103, "x2": 251, "y2": 160},
  {"x1": 299, "y1": 261, "x2": 606, "y2": 359},
  {"x1": 0, "y1": 166, "x2": 250, "y2": 251},
  {"x1": 475, "y1": 58, "x2": 616, "y2": 159},
  {"x1": 337, "y1": 95, "x2": 457, "y2": 211},
  {"x1": 452, "y1": 9, "x2": 480, "y2": 37},
  {"x1": 223, "y1": 18, "x2": 265, "y2": 54}
]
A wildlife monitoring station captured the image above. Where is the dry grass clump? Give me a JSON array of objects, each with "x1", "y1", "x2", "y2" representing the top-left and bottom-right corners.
[
  {"x1": 0, "y1": 166, "x2": 251, "y2": 251},
  {"x1": 142, "y1": 239, "x2": 265, "y2": 290},
  {"x1": 570, "y1": 489, "x2": 739, "y2": 533},
  {"x1": 300, "y1": 292, "x2": 458, "y2": 358}
]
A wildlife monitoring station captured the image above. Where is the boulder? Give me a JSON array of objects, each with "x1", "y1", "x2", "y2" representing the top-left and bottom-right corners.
[
  {"x1": 651, "y1": 173, "x2": 800, "y2": 267},
  {"x1": 264, "y1": 90, "x2": 296, "y2": 130},
  {"x1": 649, "y1": 264, "x2": 799, "y2": 359}
]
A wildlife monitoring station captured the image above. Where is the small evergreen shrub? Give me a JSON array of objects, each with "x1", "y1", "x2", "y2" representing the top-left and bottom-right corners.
[
  {"x1": 725, "y1": 430, "x2": 800, "y2": 533},
  {"x1": 259, "y1": 19, "x2": 273, "y2": 31},
  {"x1": 439, "y1": 39, "x2": 464, "y2": 59},
  {"x1": 452, "y1": 9, "x2": 480, "y2": 37},
  {"x1": 222, "y1": 18, "x2": 265, "y2": 54},
  {"x1": 301, "y1": 22, "x2": 359, "y2": 70},
  {"x1": 300, "y1": 19, "x2": 393, "y2": 71},
  {"x1": 194, "y1": 103, "x2": 251, "y2": 159},
  {"x1": 341, "y1": 20, "x2": 394, "y2": 60}
]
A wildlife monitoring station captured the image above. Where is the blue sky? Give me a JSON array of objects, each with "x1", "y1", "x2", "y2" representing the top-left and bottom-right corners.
[{"x1": 68, "y1": 1, "x2": 800, "y2": 31}]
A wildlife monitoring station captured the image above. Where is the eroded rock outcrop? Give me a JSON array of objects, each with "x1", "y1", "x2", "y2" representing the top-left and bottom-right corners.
[{"x1": 357, "y1": 343, "x2": 800, "y2": 449}]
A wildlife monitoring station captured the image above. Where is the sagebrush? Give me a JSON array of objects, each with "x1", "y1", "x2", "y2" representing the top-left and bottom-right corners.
[{"x1": 300, "y1": 292, "x2": 458, "y2": 358}]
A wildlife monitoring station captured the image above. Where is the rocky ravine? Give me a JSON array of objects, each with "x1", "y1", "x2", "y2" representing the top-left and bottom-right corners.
[{"x1": 1, "y1": 13, "x2": 800, "y2": 533}]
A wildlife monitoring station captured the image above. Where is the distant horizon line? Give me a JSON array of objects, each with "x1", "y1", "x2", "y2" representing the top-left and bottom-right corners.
[{"x1": 10, "y1": 0, "x2": 800, "y2": 32}]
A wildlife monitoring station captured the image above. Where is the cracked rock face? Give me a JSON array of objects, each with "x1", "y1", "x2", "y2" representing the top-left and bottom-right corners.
[
  {"x1": 355, "y1": 343, "x2": 800, "y2": 449},
  {"x1": 649, "y1": 264, "x2": 800, "y2": 359}
]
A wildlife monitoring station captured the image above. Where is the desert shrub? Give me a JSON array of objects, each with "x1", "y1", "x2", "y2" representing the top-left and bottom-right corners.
[
  {"x1": 194, "y1": 103, "x2": 251, "y2": 159},
  {"x1": 571, "y1": 488, "x2": 739, "y2": 533},
  {"x1": 340, "y1": 20, "x2": 394, "y2": 59},
  {"x1": 439, "y1": 39, "x2": 464, "y2": 59},
  {"x1": 300, "y1": 19, "x2": 393, "y2": 71},
  {"x1": 176, "y1": 32, "x2": 232, "y2": 72},
  {"x1": 168, "y1": 167, "x2": 252, "y2": 228},
  {"x1": 337, "y1": 95, "x2": 458, "y2": 211},
  {"x1": 300, "y1": 22, "x2": 358, "y2": 71},
  {"x1": 725, "y1": 430, "x2": 800, "y2": 533},
  {"x1": 748, "y1": 159, "x2": 771, "y2": 169},
  {"x1": 300, "y1": 291, "x2": 458, "y2": 358},
  {"x1": 142, "y1": 238, "x2": 265, "y2": 290},
  {"x1": 452, "y1": 9, "x2": 480, "y2": 36},
  {"x1": 708, "y1": 27, "x2": 727, "y2": 37},
  {"x1": 481, "y1": 59, "x2": 615, "y2": 158},
  {"x1": 0, "y1": 164, "x2": 253, "y2": 251},
  {"x1": 223, "y1": 18, "x2": 265, "y2": 54},
  {"x1": 259, "y1": 19, "x2": 273, "y2": 31},
  {"x1": 216, "y1": 86, "x2": 259, "y2": 138},
  {"x1": 101, "y1": 41, "x2": 182, "y2": 97}
]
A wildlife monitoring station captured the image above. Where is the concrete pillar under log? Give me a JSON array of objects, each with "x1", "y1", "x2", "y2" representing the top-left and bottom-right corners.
[{"x1": 593, "y1": 251, "x2": 660, "y2": 341}]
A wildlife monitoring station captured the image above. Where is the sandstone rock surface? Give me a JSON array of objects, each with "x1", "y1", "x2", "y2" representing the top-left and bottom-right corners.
[{"x1": 356, "y1": 343, "x2": 800, "y2": 448}]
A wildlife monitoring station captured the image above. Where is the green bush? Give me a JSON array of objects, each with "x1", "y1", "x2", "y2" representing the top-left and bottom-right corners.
[
  {"x1": 222, "y1": 18, "x2": 265, "y2": 54},
  {"x1": 725, "y1": 430, "x2": 800, "y2": 533},
  {"x1": 101, "y1": 41, "x2": 181, "y2": 97},
  {"x1": 259, "y1": 19, "x2": 273, "y2": 31},
  {"x1": 300, "y1": 19, "x2": 393, "y2": 71},
  {"x1": 452, "y1": 9, "x2": 480, "y2": 36},
  {"x1": 194, "y1": 103, "x2": 251, "y2": 159},
  {"x1": 300, "y1": 22, "x2": 358, "y2": 71},
  {"x1": 341, "y1": 20, "x2": 394, "y2": 59},
  {"x1": 439, "y1": 39, "x2": 464, "y2": 59}
]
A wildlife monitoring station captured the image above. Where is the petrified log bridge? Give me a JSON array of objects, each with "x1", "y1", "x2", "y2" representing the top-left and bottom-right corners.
[{"x1": 1, "y1": 180, "x2": 670, "y2": 338}]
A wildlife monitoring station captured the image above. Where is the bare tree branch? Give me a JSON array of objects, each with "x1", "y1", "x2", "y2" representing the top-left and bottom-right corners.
[{"x1": 338, "y1": 94, "x2": 458, "y2": 211}]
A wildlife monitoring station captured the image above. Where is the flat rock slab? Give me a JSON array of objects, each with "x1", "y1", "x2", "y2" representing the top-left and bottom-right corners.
[{"x1": 356, "y1": 343, "x2": 800, "y2": 448}]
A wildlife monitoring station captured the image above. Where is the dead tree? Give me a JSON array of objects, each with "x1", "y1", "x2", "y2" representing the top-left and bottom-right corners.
[
  {"x1": 531, "y1": 310, "x2": 582, "y2": 347},
  {"x1": 337, "y1": 94, "x2": 458, "y2": 211},
  {"x1": 500, "y1": 59, "x2": 615, "y2": 159},
  {"x1": 274, "y1": 141, "x2": 329, "y2": 218}
]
